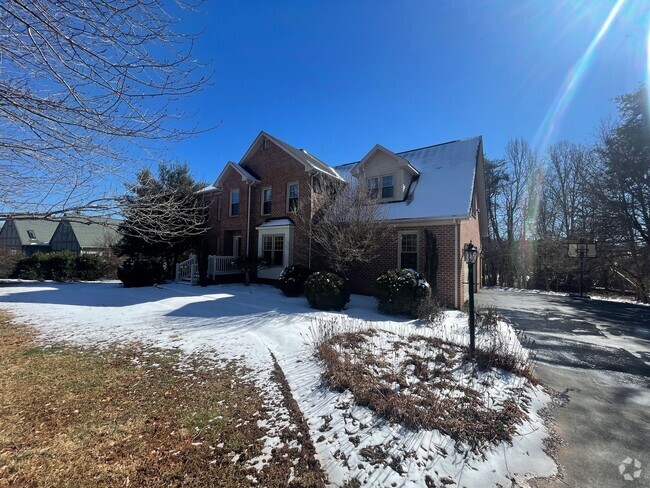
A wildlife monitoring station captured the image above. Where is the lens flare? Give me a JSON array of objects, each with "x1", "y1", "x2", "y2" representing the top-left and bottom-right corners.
[{"x1": 533, "y1": 0, "x2": 626, "y2": 151}]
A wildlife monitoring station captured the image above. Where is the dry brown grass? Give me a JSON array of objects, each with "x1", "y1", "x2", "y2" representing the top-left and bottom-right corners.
[
  {"x1": 317, "y1": 331, "x2": 530, "y2": 453},
  {"x1": 0, "y1": 311, "x2": 322, "y2": 487}
]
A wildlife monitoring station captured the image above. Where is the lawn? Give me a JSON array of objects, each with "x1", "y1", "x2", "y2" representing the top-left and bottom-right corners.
[{"x1": 0, "y1": 282, "x2": 557, "y2": 487}]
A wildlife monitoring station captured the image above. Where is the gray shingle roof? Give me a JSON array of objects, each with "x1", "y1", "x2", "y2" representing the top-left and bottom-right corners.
[
  {"x1": 12, "y1": 219, "x2": 59, "y2": 245},
  {"x1": 66, "y1": 218, "x2": 121, "y2": 249}
]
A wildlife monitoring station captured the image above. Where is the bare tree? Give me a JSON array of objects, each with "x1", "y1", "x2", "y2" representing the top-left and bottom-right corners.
[
  {"x1": 0, "y1": 0, "x2": 210, "y2": 218},
  {"x1": 295, "y1": 180, "x2": 389, "y2": 277}
]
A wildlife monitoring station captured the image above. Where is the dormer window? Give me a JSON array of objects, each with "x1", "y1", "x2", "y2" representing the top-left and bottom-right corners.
[
  {"x1": 381, "y1": 175, "x2": 394, "y2": 199},
  {"x1": 367, "y1": 178, "x2": 379, "y2": 199}
]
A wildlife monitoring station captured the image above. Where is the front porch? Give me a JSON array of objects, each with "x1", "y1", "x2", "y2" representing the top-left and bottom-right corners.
[{"x1": 175, "y1": 255, "x2": 240, "y2": 285}]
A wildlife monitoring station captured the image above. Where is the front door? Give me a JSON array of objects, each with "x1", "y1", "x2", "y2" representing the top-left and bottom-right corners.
[{"x1": 233, "y1": 235, "x2": 241, "y2": 257}]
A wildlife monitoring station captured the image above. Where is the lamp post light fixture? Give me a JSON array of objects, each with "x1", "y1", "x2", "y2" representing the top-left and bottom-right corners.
[{"x1": 463, "y1": 241, "x2": 479, "y2": 356}]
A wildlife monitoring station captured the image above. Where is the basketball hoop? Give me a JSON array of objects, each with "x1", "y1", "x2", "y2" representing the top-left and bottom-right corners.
[{"x1": 567, "y1": 239, "x2": 597, "y2": 297}]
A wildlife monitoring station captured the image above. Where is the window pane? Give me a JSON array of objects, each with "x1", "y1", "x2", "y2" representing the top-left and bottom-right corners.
[
  {"x1": 274, "y1": 235, "x2": 284, "y2": 250},
  {"x1": 263, "y1": 188, "x2": 272, "y2": 202},
  {"x1": 289, "y1": 184, "x2": 298, "y2": 198},
  {"x1": 231, "y1": 202, "x2": 239, "y2": 216},
  {"x1": 382, "y1": 175, "x2": 394, "y2": 198},
  {"x1": 401, "y1": 233, "x2": 417, "y2": 252},
  {"x1": 263, "y1": 236, "x2": 273, "y2": 250},
  {"x1": 263, "y1": 189, "x2": 272, "y2": 214},
  {"x1": 367, "y1": 178, "x2": 379, "y2": 199},
  {"x1": 232, "y1": 190, "x2": 239, "y2": 204},
  {"x1": 401, "y1": 252, "x2": 418, "y2": 270}
]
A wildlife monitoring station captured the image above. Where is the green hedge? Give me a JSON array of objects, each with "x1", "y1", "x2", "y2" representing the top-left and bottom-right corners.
[
  {"x1": 375, "y1": 269, "x2": 431, "y2": 317},
  {"x1": 11, "y1": 252, "x2": 105, "y2": 282},
  {"x1": 304, "y1": 271, "x2": 348, "y2": 311},
  {"x1": 117, "y1": 256, "x2": 166, "y2": 288}
]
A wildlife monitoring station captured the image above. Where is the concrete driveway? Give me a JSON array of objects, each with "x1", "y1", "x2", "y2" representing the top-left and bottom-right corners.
[{"x1": 477, "y1": 289, "x2": 649, "y2": 488}]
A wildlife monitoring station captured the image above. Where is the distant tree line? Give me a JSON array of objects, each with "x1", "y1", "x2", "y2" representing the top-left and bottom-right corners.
[{"x1": 483, "y1": 85, "x2": 649, "y2": 302}]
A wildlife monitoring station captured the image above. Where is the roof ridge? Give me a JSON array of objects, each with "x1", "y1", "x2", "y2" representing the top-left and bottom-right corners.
[{"x1": 396, "y1": 135, "x2": 482, "y2": 155}]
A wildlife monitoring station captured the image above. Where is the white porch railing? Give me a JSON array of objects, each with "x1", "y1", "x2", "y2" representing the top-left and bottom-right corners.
[
  {"x1": 175, "y1": 255, "x2": 240, "y2": 285},
  {"x1": 207, "y1": 255, "x2": 239, "y2": 278},
  {"x1": 175, "y1": 255, "x2": 198, "y2": 285}
]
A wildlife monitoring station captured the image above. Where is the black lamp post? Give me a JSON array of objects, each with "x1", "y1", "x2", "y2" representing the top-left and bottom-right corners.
[{"x1": 463, "y1": 241, "x2": 479, "y2": 356}]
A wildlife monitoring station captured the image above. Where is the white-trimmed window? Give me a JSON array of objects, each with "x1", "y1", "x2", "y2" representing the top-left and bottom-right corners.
[
  {"x1": 398, "y1": 232, "x2": 418, "y2": 270},
  {"x1": 367, "y1": 177, "x2": 379, "y2": 199},
  {"x1": 381, "y1": 175, "x2": 394, "y2": 199},
  {"x1": 230, "y1": 189, "x2": 240, "y2": 216},
  {"x1": 287, "y1": 182, "x2": 299, "y2": 212},
  {"x1": 262, "y1": 187, "x2": 272, "y2": 215},
  {"x1": 262, "y1": 235, "x2": 284, "y2": 266}
]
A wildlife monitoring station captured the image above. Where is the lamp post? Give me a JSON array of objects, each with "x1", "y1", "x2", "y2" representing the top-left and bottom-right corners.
[{"x1": 463, "y1": 241, "x2": 479, "y2": 356}]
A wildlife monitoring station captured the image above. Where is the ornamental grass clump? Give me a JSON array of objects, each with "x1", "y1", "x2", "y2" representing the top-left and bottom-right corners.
[
  {"x1": 278, "y1": 265, "x2": 312, "y2": 297},
  {"x1": 305, "y1": 271, "x2": 348, "y2": 311},
  {"x1": 375, "y1": 268, "x2": 431, "y2": 317}
]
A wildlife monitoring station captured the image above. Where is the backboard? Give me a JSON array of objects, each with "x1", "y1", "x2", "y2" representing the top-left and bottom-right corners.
[{"x1": 568, "y1": 242, "x2": 597, "y2": 258}]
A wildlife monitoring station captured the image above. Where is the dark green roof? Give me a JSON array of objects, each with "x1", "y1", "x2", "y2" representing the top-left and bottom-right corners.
[
  {"x1": 67, "y1": 218, "x2": 121, "y2": 249},
  {"x1": 12, "y1": 219, "x2": 59, "y2": 246}
]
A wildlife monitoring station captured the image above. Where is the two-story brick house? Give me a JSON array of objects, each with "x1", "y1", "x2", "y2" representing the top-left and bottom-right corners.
[{"x1": 198, "y1": 131, "x2": 487, "y2": 308}]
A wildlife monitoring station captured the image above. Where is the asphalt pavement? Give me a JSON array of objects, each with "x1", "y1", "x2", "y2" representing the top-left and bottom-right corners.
[{"x1": 477, "y1": 289, "x2": 650, "y2": 488}]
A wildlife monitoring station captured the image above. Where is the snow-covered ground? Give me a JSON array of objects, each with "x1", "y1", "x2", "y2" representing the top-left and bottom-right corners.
[
  {"x1": 485, "y1": 285, "x2": 649, "y2": 306},
  {"x1": 0, "y1": 282, "x2": 557, "y2": 487}
]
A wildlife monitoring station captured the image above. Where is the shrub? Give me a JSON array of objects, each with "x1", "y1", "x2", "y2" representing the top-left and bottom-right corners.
[
  {"x1": 278, "y1": 265, "x2": 312, "y2": 297},
  {"x1": 374, "y1": 269, "x2": 431, "y2": 317},
  {"x1": 74, "y1": 254, "x2": 105, "y2": 281},
  {"x1": 304, "y1": 271, "x2": 348, "y2": 311},
  {"x1": 0, "y1": 249, "x2": 23, "y2": 278},
  {"x1": 415, "y1": 295, "x2": 444, "y2": 324},
  {"x1": 12, "y1": 254, "x2": 42, "y2": 280},
  {"x1": 117, "y1": 256, "x2": 165, "y2": 287},
  {"x1": 39, "y1": 252, "x2": 76, "y2": 281}
]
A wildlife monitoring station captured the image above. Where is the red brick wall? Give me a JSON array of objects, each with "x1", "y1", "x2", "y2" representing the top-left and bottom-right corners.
[
  {"x1": 347, "y1": 223, "x2": 460, "y2": 307},
  {"x1": 242, "y1": 142, "x2": 312, "y2": 265},
  {"x1": 459, "y1": 204, "x2": 482, "y2": 305}
]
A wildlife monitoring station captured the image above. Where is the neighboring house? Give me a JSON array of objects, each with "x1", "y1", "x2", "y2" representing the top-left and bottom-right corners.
[
  {"x1": 199, "y1": 131, "x2": 487, "y2": 308},
  {"x1": 49, "y1": 217, "x2": 122, "y2": 254},
  {"x1": 0, "y1": 217, "x2": 59, "y2": 255}
]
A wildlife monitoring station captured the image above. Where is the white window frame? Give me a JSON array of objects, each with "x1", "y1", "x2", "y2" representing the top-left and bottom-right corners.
[
  {"x1": 367, "y1": 177, "x2": 379, "y2": 199},
  {"x1": 230, "y1": 189, "x2": 240, "y2": 217},
  {"x1": 287, "y1": 182, "x2": 299, "y2": 212},
  {"x1": 397, "y1": 231, "x2": 419, "y2": 270},
  {"x1": 261, "y1": 187, "x2": 272, "y2": 215},
  {"x1": 381, "y1": 174, "x2": 395, "y2": 199}
]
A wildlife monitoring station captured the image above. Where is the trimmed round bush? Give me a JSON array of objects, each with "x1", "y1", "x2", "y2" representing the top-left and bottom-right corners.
[
  {"x1": 117, "y1": 256, "x2": 165, "y2": 288},
  {"x1": 305, "y1": 271, "x2": 348, "y2": 311},
  {"x1": 375, "y1": 269, "x2": 431, "y2": 317},
  {"x1": 278, "y1": 265, "x2": 312, "y2": 297}
]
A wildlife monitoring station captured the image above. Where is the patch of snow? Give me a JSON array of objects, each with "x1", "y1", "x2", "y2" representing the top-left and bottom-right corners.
[{"x1": 0, "y1": 282, "x2": 557, "y2": 486}]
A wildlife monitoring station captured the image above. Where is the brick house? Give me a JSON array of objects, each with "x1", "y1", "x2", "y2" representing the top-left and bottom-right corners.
[{"x1": 197, "y1": 131, "x2": 487, "y2": 308}]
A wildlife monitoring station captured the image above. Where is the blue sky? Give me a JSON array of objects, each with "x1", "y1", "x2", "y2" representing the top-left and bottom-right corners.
[{"x1": 169, "y1": 0, "x2": 648, "y2": 182}]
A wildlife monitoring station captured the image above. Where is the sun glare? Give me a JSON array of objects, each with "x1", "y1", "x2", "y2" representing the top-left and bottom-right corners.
[{"x1": 533, "y1": 0, "x2": 627, "y2": 152}]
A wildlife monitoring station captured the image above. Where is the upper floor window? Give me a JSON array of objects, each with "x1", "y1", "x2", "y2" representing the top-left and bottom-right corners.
[
  {"x1": 399, "y1": 232, "x2": 418, "y2": 270},
  {"x1": 262, "y1": 187, "x2": 272, "y2": 215},
  {"x1": 367, "y1": 178, "x2": 379, "y2": 199},
  {"x1": 230, "y1": 189, "x2": 240, "y2": 217},
  {"x1": 381, "y1": 175, "x2": 394, "y2": 199},
  {"x1": 287, "y1": 182, "x2": 299, "y2": 212}
]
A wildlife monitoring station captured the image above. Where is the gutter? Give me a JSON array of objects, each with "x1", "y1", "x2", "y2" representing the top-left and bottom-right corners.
[
  {"x1": 246, "y1": 182, "x2": 252, "y2": 259},
  {"x1": 454, "y1": 218, "x2": 459, "y2": 309}
]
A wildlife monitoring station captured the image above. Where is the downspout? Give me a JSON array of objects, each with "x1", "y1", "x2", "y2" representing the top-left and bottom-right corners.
[
  {"x1": 454, "y1": 218, "x2": 459, "y2": 309},
  {"x1": 246, "y1": 181, "x2": 252, "y2": 258},
  {"x1": 308, "y1": 174, "x2": 313, "y2": 268}
]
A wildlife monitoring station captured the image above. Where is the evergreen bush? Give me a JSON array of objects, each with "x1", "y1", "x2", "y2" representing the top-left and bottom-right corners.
[
  {"x1": 375, "y1": 268, "x2": 431, "y2": 317},
  {"x1": 117, "y1": 256, "x2": 166, "y2": 287},
  {"x1": 278, "y1": 265, "x2": 312, "y2": 297},
  {"x1": 305, "y1": 271, "x2": 348, "y2": 311}
]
